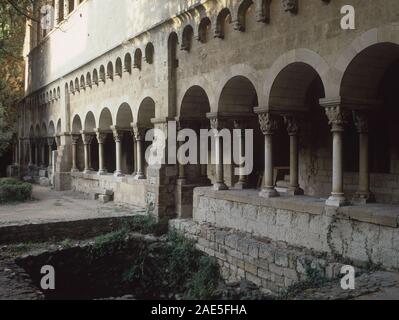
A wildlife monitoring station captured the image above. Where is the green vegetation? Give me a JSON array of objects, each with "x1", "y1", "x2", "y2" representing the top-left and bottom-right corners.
[
  {"x1": 0, "y1": 177, "x2": 32, "y2": 203},
  {"x1": 122, "y1": 232, "x2": 221, "y2": 300}
]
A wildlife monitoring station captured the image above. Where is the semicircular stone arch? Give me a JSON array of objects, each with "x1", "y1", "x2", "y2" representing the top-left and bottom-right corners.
[{"x1": 264, "y1": 48, "x2": 330, "y2": 106}]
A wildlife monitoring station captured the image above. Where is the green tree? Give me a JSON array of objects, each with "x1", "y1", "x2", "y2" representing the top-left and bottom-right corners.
[{"x1": 0, "y1": 1, "x2": 37, "y2": 156}]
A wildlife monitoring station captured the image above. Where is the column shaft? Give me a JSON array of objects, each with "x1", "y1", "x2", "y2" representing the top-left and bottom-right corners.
[{"x1": 257, "y1": 111, "x2": 279, "y2": 198}]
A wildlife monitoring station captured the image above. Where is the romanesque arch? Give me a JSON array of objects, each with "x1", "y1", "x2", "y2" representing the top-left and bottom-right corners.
[{"x1": 264, "y1": 48, "x2": 329, "y2": 107}]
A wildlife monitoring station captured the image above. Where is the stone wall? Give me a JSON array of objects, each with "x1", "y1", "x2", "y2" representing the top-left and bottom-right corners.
[
  {"x1": 191, "y1": 187, "x2": 399, "y2": 271},
  {"x1": 171, "y1": 219, "x2": 347, "y2": 293},
  {"x1": 71, "y1": 172, "x2": 147, "y2": 207}
]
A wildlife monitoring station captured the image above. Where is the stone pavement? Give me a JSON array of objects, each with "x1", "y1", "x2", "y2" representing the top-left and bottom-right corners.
[
  {"x1": 0, "y1": 185, "x2": 146, "y2": 227},
  {"x1": 296, "y1": 271, "x2": 399, "y2": 300}
]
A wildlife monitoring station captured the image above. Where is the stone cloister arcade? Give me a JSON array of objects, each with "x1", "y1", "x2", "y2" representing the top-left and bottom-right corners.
[
  {"x1": 10, "y1": 0, "x2": 399, "y2": 288},
  {"x1": 16, "y1": 36, "x2": 399, "y2": 214}
]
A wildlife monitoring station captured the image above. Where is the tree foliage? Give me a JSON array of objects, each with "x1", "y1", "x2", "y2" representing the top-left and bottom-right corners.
[{"x1": 0, "y1": 1, "x2": 36, "y2": 156}]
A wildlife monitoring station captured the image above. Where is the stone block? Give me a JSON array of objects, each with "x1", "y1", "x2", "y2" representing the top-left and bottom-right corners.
[
  {"x1": 98, "y1": 194, "x2": 112, "y2": 203},
  {"x1": 275, "y1": 251, "x2": 289, "y2": 267},
  {"x1": 39, "y1": 177, "x2": 51, "y2": 187}
]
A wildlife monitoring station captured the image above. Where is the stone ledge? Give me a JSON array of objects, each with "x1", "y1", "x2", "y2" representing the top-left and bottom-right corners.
[
  {"x1": 194, "y1": 187, "x2": 326, "y2": 216},
  {"x1": 338, "y1": 204, "x2": 399, "y2": 228},
  {"x1": 194, "y1": 187, "x2": 399, "y2": 228},
  {"x1": 71, "y1": 172, "x2": 147, "y2": 185}
]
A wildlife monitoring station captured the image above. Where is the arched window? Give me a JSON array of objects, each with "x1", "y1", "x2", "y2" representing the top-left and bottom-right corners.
[
  {"x1": 134, "y1": 49, "x2": 142, "y2": 70},
  {"x1": 115, "y1": 58, "x2": 122, "y2": 77},
  {"x1": 124, "y1": 53, "x2": 132, "y2": 73},
  {"x1": 145, "y1": 43, "x2": 154, "y2": 64}
]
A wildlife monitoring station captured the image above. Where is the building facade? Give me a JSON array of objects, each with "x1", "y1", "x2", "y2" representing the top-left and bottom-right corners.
[{"x1": 12, "y1": 0, "x2": 399, "y2": 291}]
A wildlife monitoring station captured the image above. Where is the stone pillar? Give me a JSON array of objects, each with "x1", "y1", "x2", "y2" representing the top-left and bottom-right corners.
[
  {"x1": 131, "y1": 131, "x2": 137, "y2": 176},
  {"x1": 63, "y1": 0, "x2": 70, "y2": 18},
  {"x1": 54, "y1": 0, "x2": 60, "y2": 24},
  {"x1": 71, "y1": 134, "x2": 79, "y2": 172},
  {"x1": 133, "y1": 127, "x2": 145, "y2": 179},
  {"x1": 210, "y1": 117, "x2": 228, "y2": 191},
  {"x1": 111, "y1": 127, "x2": 124, "y2": 177},
  {"x1": 352, "y1": 111, "x2": 375, "y2": 204},
  {"x1": 256, "y1": 111, "x2": 279, "y2": 198},
  {"x1": 95, "y1": 129, "x2": 107, "y2": 175},
  {"x1": 324, "y1": 103, "x2": 349, "y2": 207},
  {"x1": 41, "y1": 138, "x2": 46, "y2": 167},
  {"x1": 28, "y1": 138, "x2": 33, "y2": 166},
  {"x1": 233, "y1": 120, "x2": 248, "y2": 189},
  {"x1": 47, "y1": 137, "x2": 55, "y2": 167},
  {"x1": 176, "y1": 121, "x2": 187, "y2": 184},
  {"x1": 74, "y1": 0, "x2": 80, "y2": 10},
  {"x1": 34, "y1": 139, "x2": 39, "y2": 166},
  {"x1": 81, "y1": 132, "x2": 93, "y2": 174},
  {"x1": 284, "y1": 115, "x2": 304, "y2": 195}
]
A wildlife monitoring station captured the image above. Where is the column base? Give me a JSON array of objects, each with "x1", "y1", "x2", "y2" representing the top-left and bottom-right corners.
[
  {"x1": 114, "y1": 171, "x2": 124, "y2": 177},
  {"x1": 134, "y1": 173, "x2": 146, "y2": 180},
  {"x1": 234, "y1": 180, "x2": 248, "y2": 190},
  {"x1": 287, "y1": 186, "x2": 304, "y2": 196},
  {"x1": 213, "y1": 182, "x2": 228, "y2": 191},
  {"x1": 326, "y1": 193, "x2": 349, "y2": 207},
  {"x1": 259, "y1": 187, "x2": 280, "y2": 198},
  {"x1": 71, "y1": 169, "x2": 80, "y2": 173},
  {"x1": 97, "y1": 170, "x2": 108, "y2": 176},
  {"x1": 352, "y1": 191, "x2": 376, "y2": 205},
  {"x1": 83, "y1": 170, "x2": 92, "y2": 174}
]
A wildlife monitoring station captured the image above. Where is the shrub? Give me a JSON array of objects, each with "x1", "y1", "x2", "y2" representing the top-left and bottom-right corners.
[{"x1": 0, "y1": 178, "x2": 32, "y2": 203}]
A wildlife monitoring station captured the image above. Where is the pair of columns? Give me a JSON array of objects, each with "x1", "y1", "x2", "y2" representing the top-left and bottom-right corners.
[
  {"x1": 323, "y1": 100, "x2": 375, "y2": 206},
  {"x1": 209, "y1": 113, "x2": 303, "y2": 196},
  {"x1": 71, "y1": 126, "x2": 146, "y2": 179},
  {"x1": 256, "y1": 111, "x2": 303, "y2": 198}
]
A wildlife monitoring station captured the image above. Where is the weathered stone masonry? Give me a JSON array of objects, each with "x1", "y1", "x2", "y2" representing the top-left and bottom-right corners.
[{"x1": 9, "y1": 0, "x2": 399, "y2": 291}]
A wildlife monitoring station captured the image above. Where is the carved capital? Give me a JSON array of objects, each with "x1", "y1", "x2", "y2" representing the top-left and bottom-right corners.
[
  {"x1": 209, "y1": 118, "x2": 226, "y2": 131},
  {"x1": 283, "y1": 115, "x2": 301, "y2": 136},
  {"x1": 71, "y1": 134, "x2": 80, "y2": 145},
  {"x1": 133, "y1": 127, "x2": 145, "y2": 141},
  {"x1": 112, "y1": 130, "x2": 124, "y2": 143},
  {"x1": 325, "y1": 106, "x2": 350, "y2": 132},
  {"x1": 258, "y1": 112, "x2": 279, "y2": 135},
  {"x1": 353, "y1": 111, "x2": 369, "y2": 134},
  {"x1": 282, "y1": 0, "x2": 298, "y2": 14},
  {"x1": 96, "y1": 131, "x2": 108, "y2": 144},
  {"x1": 81, "y1": 133, "x2": 94, "y2": 145},
  {"x1": 47, "y1": 137, "x2": 55, "y2": 146}
]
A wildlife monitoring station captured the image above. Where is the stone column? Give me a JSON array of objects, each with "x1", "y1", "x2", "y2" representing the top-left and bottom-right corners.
[
  {"x1": 71, "y1": 134, "x2": 79, "y2": 172},
  {"x1": 34, "y1": 139, "x2": 39, "y2": 166},
  {"x1": 233, "y1": 120, "x2": 248, "y2": 189},
  {"x1": 63, "y1": 0, "x2": 70, "y2": 18},
  {"x1": 55, "y1": 135, "x2": 61, "y2": 149},
  {"x1": 257, "y1": 111, "x2": 279, "y2": 198},
  {"x1": 131, "y1": 131, "x2": 137, "y2": 176},
  {"x1": 47, "y1": 137, "x2": 55, "y2": 167},
  {"x1": 324, "y1": 103, "x2": 349, "y2": 207},
  {"x1": 352, "y1": 111, "x2": 375, "y2": 204},
  {"x1": 133, "y1": 127, "x2": 146, "y2": 180},
  {"x1": 41, "y1": 138, "x2": 46, "y2": 167},
  {"x1": 81, "y1": 132, "x2": 93, "y2": 174},
  {"x1": 28, "y1": 139, "x2": 33, "y2": 166},
  {"x1": 284, "y1": 115, "x2": 304, "y2": 195},
  {"x1": 210, "y1": 117, "x2": 228, "y2": 191},
  {"x1": 176, "y1": 121, "x2": 187, "y2": 184},
  {"x1": 95, "y1": 129, "x2": 107, "y2": 175},
  {"x1": 74, "y1": 0, "x2": 80, "y2": 10},
  {"x1": 112, "y1": 127, "x2": 124, "y2": 177},
  {"x1": 54, "y1": 0, "x2": 60, "y2": 24}
]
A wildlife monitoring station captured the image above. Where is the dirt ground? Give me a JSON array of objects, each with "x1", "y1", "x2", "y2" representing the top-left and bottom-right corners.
[{"x1": 0, "y1": 186, "x2": 146, "y2": 227}]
